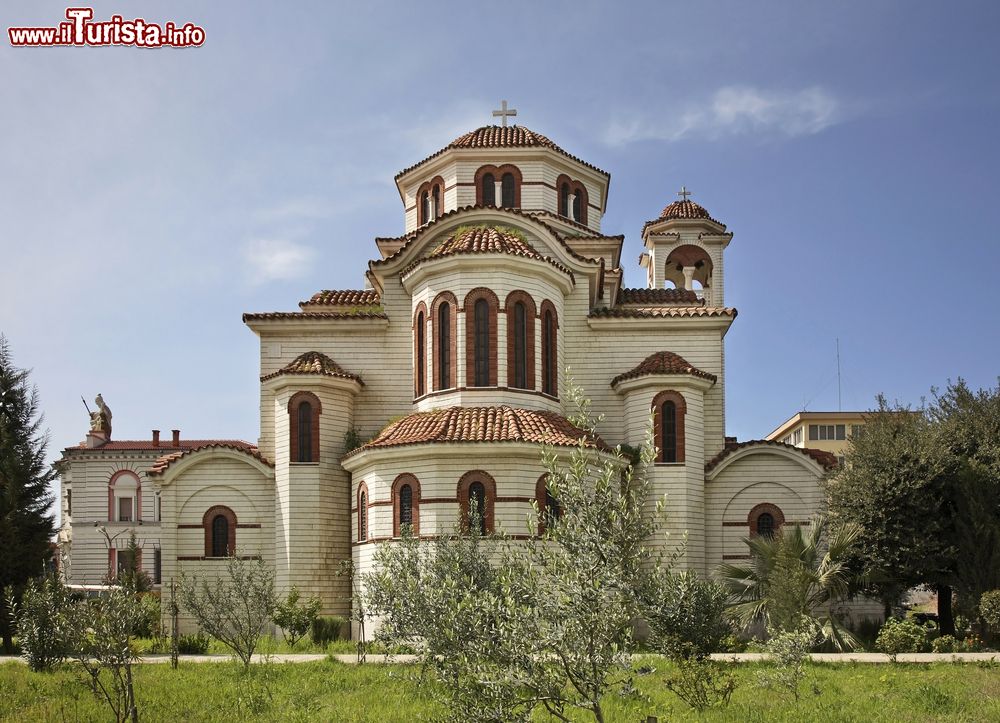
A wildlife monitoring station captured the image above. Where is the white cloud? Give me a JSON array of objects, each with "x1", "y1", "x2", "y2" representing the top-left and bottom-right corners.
[
  {"x1": 602, "y1": 85, "x2": 842, "y2": 146},
  {"x1": 242, "y1": 238, "x2": 315, "y2": 284}
]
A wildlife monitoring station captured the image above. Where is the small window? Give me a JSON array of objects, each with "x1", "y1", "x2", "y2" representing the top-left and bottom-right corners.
[
  {"x1": 392, "y1": 474, "x2": 420, "y2": 537},
  {"x1": 153, "y1": 548, "x2": 162, "y2": 585},
  {"x1": 756, "y1": 513, "x2": 775, "y2": 539},
  {"x1": 559, "y1": 182, "x2": 570, "y2": 217},
  {"x1": 415, "y1": 310, "x2": 426, "y2": 397},
  {"x1": 118, "y1": 497, "x2": 133, "y2": 522},
  {"x1": 662, "y1": 401, "x2": 677, "y2": 463},
  {"x1": 289, "y1": 392, "x2": 321, "y2": 463},
  {"x1": 297, "y1": 401, "x2": 313, "y2": 462},
  {"x1": 438, "y1": 302, "x2": 451, "y2": 389},
  {"x1": 420, "y1": 191, "x2": 430, "y2": 225},
  {"x1": 431, "y1": 185, "x2": 440, "y2": 219},
  {"x1": 808, "y1": 424, "x2": 818, "y2": 441},
  {"x1": 501, "y1": 173, "x2": 516, "y2": 208},
  {"x1": 836, "y1": 424, "x2": 846, "y2": 440},
  {"x1": 851, "y1": 424, "x2": 863, "y2": 439},
  {"x1": 572, "y1": 190, "x2": 582, "y2": 221},
  {"x1": 482, "y1": 173, "x2": 496, "y2": 206},
  {"x1": 468, "y1": 481, "x2": 487, "y2": 536},
  {"x1": 109, "y1": 471, "x2": 140, "y2": 523},
  {"x1": 211, "y1": 514, "x2": 230, "y2": 557},
  {"x1": 359, "y1": 489, "x2": 368, "y2": 541},
  {"x1": 541, "y1": 305, "x2": 557, "y2": 396},
  {"x1": 66, "y1": 490, "x2": 72, "y2": 516},
  {"x1": 399, "y1": 484, "x2": 413, "y2": 529},
  {"x1": 652, "y1": 391, "x2": 686, "y2": 463},
  {"x1": 792, "y1": 428, "x2": 803, "y2": 446},
  {"x1": 459, "y1": 471, "x2": 495, "y2": 535}
]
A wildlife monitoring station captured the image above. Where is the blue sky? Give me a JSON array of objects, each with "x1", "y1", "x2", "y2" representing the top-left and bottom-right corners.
[{"x1": 2, "y1": 0, "x2": 998, "y2": 466}]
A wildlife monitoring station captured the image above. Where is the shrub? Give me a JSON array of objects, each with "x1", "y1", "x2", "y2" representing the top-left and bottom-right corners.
[
  {"x1": 272, "y1": 587, "x2": 321, "y2": 649},
  {"x1": 134, "y1": 594, "x2": 162, "y2": 639},
  {"x1": 876, "y1": 617, "x2": 928, "y2": 660},
  {"x1": 646, "y1": 571, "x2": 730, "y2": 660},
  {"x1": 311, "y1": 615, "x2": 347, "y2": 646},
  {"x1": 932, "y1": 635, "x2": 958, "y2": 653},
  {"x1": 665, "y1": 656, "x2": 736, "y2": 711},
  {"x1": 177, "y1": 632, "x2": 210, "y2": 655},
  {"x1": 7, "y1": 575, "x2": 75, "y2": 671},
  {"x1": 980, "y1": 590, "x2": 1000, "y2": 630},
  {"x1": 757, "y1": 620, "x2": 820, "y2": 700}
]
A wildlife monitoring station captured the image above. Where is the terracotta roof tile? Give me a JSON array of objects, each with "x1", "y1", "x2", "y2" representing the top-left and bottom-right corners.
[
  {"x1": 644, "y1": 199, "x2": 725, "y2": 232},
  {"x1": 299, "y1": 289, "x2": 380, "y2": 308},
  {"x1": 705, "y1": 440, "x2": 838, "y2": 472},
  {"x1": 401, "y1": 225, "x2": 573, "y2": 277},
  {"x1": 589, "y1": 306, "x2": 737, "y2": 319},
  {"x1": 243, "y1": 311, "x2": 388, "y2": 322},
  {"x1": 148, "y1": 443, "x2": 273, "y2": 476},
  {"x1": 345, "y1": 405, "x2": 609, "y2": 458},
  {"x1": 65, "y1": 439, "x2": 255, "y2": 453},
  {"x1": 260, "y1": 351, "x2": 364, "y2": 385},
  {"x1": 611, "y1": 351, "x2": 717, "y2": 387},
  {"x1": 618, "y1": 288, "x2": 703, "y2": 305},
  {"x1": 395, "y1": 125, "x2": 609, "y2": 180}
]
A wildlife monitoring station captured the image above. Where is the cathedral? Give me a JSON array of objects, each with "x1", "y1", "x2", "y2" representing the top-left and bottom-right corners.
[{"x1": 59, "y1": 109, "x2": 837, "y2": 632}]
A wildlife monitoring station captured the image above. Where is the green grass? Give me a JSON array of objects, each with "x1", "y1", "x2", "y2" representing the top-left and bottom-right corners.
[{"x1": 2, "y1": 658, "x2": 1000, "y2": 722}]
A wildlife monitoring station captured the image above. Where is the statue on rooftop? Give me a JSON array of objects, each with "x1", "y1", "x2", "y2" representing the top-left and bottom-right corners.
[{"x1": 89, "y1": 393, "x2": 112, "y2": 435}]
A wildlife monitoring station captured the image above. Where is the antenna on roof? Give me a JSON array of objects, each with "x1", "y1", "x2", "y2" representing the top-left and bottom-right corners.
[{"x1": 836, "y1": 338, "x2": 842, "y2": 412}]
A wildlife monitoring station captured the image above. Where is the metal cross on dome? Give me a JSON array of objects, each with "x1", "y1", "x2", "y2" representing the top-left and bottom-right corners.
[
  {"x1": 492, "y1": 100, "x2": 517, "y2": 127},
  {"x1": 677, "y1": 186, "x2": 692, "y2": 201}
]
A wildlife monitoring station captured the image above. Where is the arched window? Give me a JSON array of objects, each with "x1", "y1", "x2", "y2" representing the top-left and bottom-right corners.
[
  {"x1": 202, "y1": 505, "x2": 236, "y2": 557},
  {"x1": 501, "y1": 173, "x2": 516, "y2": 208},
  {"x1": 431, "y1": 292, "x2": 457, "y2": 391},
  {"x1": 464, "y1": 288, "x2": 498, "y2": 388},
  {"x1": 536, "y1": 474, "x2": 562, "y2": 534},
  {"x1": 651, "y1": 391, "x2": 686, "y2": 463},
  {"x1": 559, "y1": 182, "x2": 570, "y2": 217},
  {"x1": 482, "y1": 173, "x2": 496, "y2": 206},
  {"x1": 555, "y1": 175, "x2": 588, "y2": 224},
  {"x1": 420, "y1": 191, "x2": 430, "y2": 225},
  {"x1": 432, "y1": 185, "x2": 440, "y2": 218},
  {"x1": 416, "y1": 177, "x2": 445, "y2": 225},
  {"x1": 572, "y1": 190, "x2": 582, "y2": 221},
  {"x1": 288, "y1": 391, "x2": 321, "y2": 463},
  {"x1": 458, "y1": 471, "x2": 496, "y2": 535},
  {"x1": 414, "y1": 304, "x2": 427, "y2": 397},
  {"x1": 392, "y1": 474, "x2": 421, "y2": 537},
  {"x1": 474, "y1": 299, "x2": 490, "y2": 386},
  {"x1": 212, "y1": 515, "x2": 229, "y2": 557},
  {"x1": 505, "y1": 291, "x2": 536, "y2": 390},
  {"x1": 541, "y1": 303, "x2": 558, "y2": 396},
  {"x1": 357, "y1": 483, "x2": 369, "y2": 542},
  {"x1": 108, "y1": 471, "x2": 141, "y2": 522},
  {"x1": 748, "y1": 503, "x2": 785, "y2": 539}
]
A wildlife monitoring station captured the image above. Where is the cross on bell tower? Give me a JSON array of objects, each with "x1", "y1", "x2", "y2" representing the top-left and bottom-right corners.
[
  {"x1": 492, "y1": 100, "x2": 517, "y2": 127},
  {"x1": 677, "y1": 185, "x2": 692, "y2": 201}
]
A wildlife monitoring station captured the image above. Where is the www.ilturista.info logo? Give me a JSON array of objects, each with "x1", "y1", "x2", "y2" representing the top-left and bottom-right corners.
[{"x1": 8, "y1": 8, "x2": 205, "y2": 48}]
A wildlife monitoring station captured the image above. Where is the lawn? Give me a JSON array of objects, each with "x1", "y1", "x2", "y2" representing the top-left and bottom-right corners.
[{"x1": 2, "y1": 657, "x2": 1000, "y2": 722}]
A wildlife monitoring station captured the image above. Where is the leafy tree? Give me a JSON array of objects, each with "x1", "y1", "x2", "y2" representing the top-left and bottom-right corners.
[
  {"x1": 645, "y1": 570, "x2": 730, "y2": 660},
  {"x1": 6, "y1": 573, "x2": 75, "y2": 670},
  {"x1": 718, "y1": 514, "x2": 861, "y2": 651},
  {"x1": 826, "y1": 397, "x2": 956, "y2": 629},
  {"x1": 179, "y1": 553, "x2": 276, "y2": 669},
  {"x1": 0, "y1": 335, "x2": 57, "y2": 653},
  {"x1": 272, "y1": 586, "x2": 321, "y2": 649},
  {"x1": 364, "y1": 381, "x2": 676, "y2": 723}
]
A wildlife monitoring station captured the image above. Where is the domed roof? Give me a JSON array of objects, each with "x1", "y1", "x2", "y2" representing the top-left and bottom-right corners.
[
  {"x1": 259, "y1": 351, "x2": 364, "y2": 385},
  {"x1": 610, "y1": 351, "x2": 717, "y2": 388},
  {"x1": 395, "y1": 125, "x2": 609, "y2": 179},
  {"x1": 401, "y1": 225, "x2": 572, "y2": 276},
  {"x1": 344, "y1": 405, "x2": 610, "y2": 458},
  {"x1": 658, "y1": 199, "x2": 719, "y2": 223}
]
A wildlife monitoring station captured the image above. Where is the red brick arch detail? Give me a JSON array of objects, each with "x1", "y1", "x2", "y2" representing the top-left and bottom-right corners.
[
  {"x1": 463, "y1": 287, "x2": 499, "y2": 387},
  {"x1": 287, "y1": 390, "x2": 322, "y2": 463},
  {"x1": 392, "y1": 473, "x2": 421, "y2": 537},
  {"x1": 430, "y1": 291, "x2": 458, "y2": 391},
  {"x1": 202, "y1": 505, "x2": 237, "y2": 557},
  {"x1": 413, "y1": 302, "x2": 428, "y2": 397},
  {"x1": 458, "y1": 470, "x2": 497, "y2": 534},
  {"x1": 357, "y1": 481, "x2": 370, "y2": 542},
  {"x1": 651, "y1": 390, "x2": 687, "y2": 464},
  {"x1": 748, "y1": 503, "x2": 785, "y2": 538},
  {"x1": 474, "y1": 164, "x2": 522, "y2": 208},
  {"x1": 539, "y1": 300, "x2": 559, "y2": 397},
  {"x1": 108, "y1": 469, "x2": 141, "y2": 522},
  {"x1": 535, "y1": 474, "x2": 555, "y2": 535},
  {"x1": 555, "y1": 174, "x2": 589, "y2": 225},
  {"x1": 505, "y1": 290, "x2": 537, "y2": 390},
  {"x1": 416, "y1": 175, "x2": 446, "y2": 226}
]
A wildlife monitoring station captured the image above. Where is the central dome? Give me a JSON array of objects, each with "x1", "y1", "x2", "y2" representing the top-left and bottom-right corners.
[
  {"x1": 658, "y1": 199, "x2": 717, "y2": 222},
  {"x1": 430, "y1": 225, "x2": 543, "y2": 261}
]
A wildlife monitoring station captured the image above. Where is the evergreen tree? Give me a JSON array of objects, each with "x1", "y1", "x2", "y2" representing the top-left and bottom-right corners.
[{"x1": 0, "y1": 335, "x2": 57, "y2": 654}]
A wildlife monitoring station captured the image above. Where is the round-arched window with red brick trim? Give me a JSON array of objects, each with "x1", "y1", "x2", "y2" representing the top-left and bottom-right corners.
[
  {"x1": 458, "y1": 470, "x2": 496, "y2": 535},
  {"x1": 392, "y1": 474, "x2": 421, "y2": 537},
  {"x1": 748, "y1": 503, "x2": 785, "y2": 538},
  {"x1": 651, "y1": 390, "x2": 686, "y2": 463},
  {"x1": 288, "y1": 391, "x2": 321, "y2": 463},
  {"x1": 202, "y1": 505, "x2": 237, "y2": 557}
]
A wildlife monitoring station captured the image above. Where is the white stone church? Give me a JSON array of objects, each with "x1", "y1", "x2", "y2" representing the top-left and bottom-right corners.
[{"x1": 58, "y1": 111, "x2": 837, "y2": 632}]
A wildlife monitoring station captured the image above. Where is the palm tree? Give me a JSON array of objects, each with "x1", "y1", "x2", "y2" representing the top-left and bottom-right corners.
[{"x1": 718, "y1": 514, "x2": 862, "y2": 651}]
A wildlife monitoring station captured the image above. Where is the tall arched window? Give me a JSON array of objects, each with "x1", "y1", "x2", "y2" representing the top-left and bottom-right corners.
[
  {"x1": 357, "y1": 483, "x2": 369, "y2": 542},
  {"x1": 420, "y1": 191, "x2": 430, "y2": 225},
  {"x1": 481, "y1": 173, "x2": 496, "y2": 206},
  {"x1": 501, "y1": 173, "x2": 516, "y2": 208},
  {"x1": 416, "y1": 176, "x2": 445, "y2": 225},
  {"x1": 212, "y1": 514, "x2": 229, "y2": 557},
  {"x1": 536, "y1": 474, "x2": 563, "y2": 535},
  {"x1": 288, "y1": 391, "x2": 321, "y2": 463},
  {"x1": 202, "y1": 505, "x2": 236, "y2": 557},
  {"x1": 432, "y1": 185, "x2": 440, "y2": 218},
  {"x1": 505, "y1": 291, "x2": 536, "y2": 390},
  {"x1": 432, "y1": 292, "x2": 457, "y2": 391},
  {"x1": 559, "y1": 182, "x2": 570, "y2": 217},
  {"x1": 108, "y1": 471, "x2": 141, "y2": 522},
  {"x1": 464, "y1": 288, "x2": 498, "y2": 388},
  {"x1": 414, "y1": 304, "x2": 427, "y2": 397},
  {"x1": 458, "y1": 471, "x2": 496, "y2": 535},
  {"x1": 541, "y1": 303, "x2": 558, "y2": 396},
  {"x1": 392, "y1": 474, "x2": 421, "y2": 537},
  {"x1": 651, "y1": 390, "x2": 686, "y2": 464},
  {"x1": 572, "y1": 190, "x2": 582, "y2": 221},
  {"x1": 474, "y1": 299, "x2": 490, "y2": 386}
]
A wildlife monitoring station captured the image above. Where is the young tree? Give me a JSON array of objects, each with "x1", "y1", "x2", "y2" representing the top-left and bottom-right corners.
[
  {"x1": 0, "y1": 335, "x2": 57, "y2": 653},
  {"x1": 6, "y1": 573, "x2": 75, "y2": 671},
  {"x1": 272, "y1": 586, "x2": 321, "y2": 649},
  {"x1": 179, "y1": 554, "x2": 276, "y2": 668},
  {"x1": 718, "y1": 515, "x2": 861, "y2": 651},
  {"x1": 365, "y1": 382, "x2": 677, "y2": 723}
]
